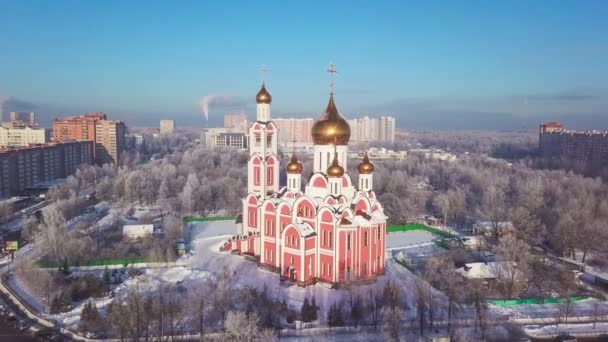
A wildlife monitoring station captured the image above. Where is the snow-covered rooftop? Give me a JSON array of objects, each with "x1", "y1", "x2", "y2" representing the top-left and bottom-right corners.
[
  {"x1": 456, "y1": 261, "x2": 515, "y2": 279},
  {"x1": 293, "y1": 222, "x2": 316, "y2": 237}
]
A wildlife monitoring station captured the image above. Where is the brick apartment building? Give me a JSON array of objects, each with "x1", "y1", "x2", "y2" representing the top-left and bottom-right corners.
[
  {"x1": 0, "y1": 141, "x2": 94, "y2": 197},
  {"x1": 539, "y1": 122, "x2": 608, "y2": 169},
  {"x1": 52, "y1": 112, "x2": 126, "y2": 164}
]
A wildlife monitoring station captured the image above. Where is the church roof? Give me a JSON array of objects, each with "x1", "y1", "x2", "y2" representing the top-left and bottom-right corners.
[{"x1": 293, "y1": 222, "x2": 316, "y2": 238}]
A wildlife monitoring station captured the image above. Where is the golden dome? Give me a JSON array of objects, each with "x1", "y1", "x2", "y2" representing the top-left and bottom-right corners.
[
  {"x1": 256, "y1": 83, "x2": 272, "y2": 104},
  {"x1": 326, "y1": 155, "x2": 345, "y2": 177},
  {"x1": 286, "y1": 153, "x2": 303, "y2": 174},
  {"x1": 311, "y1": 94, "x2": 350, "y2": 145},
  {"x1": 358, "y1": 153, "x2": 375, "y2": 174}
]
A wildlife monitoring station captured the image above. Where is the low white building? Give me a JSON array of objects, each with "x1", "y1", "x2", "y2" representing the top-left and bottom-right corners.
[
  {"x1": 473, "y1": 221, "x2": 515, "y2": 237},
  {"x1": 456, "y1": 261, "x2": 518, "y2": 280},
  {"x1": 445, "y1": 235, "x2": 487, "y2": 250},
  {"x1": 409, "y1": 148, "x2": 457, "y2": 162},
  {"x1": 0, "y1": 126, "x2": 49, "y2": 147},
  {"x1": 122, "y1": 224, "x2": 154, "y2": 239}
]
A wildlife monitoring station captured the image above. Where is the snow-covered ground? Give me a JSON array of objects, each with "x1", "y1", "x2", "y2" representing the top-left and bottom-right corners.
[
  {"x1": 6, "y1": 274, "x2": 45, "y2": 313},
  {"x1": 46, "y1": 222, "x2": 454, "y2": 328},
  {"x1": 14, "y1": 220, "x2": 608, "y2": 334},
  {"x1": 525, "y1": 322, "x2": 608, "y2": 338},
  {"x1": 491, "y1": 298, "x2": 608, "y2": 320},
  {"x1": 386, "y1": 230, "x2": 436, "y2": 250}
]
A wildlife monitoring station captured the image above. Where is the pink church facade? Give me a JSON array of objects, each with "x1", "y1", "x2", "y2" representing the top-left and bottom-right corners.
[{"x1": 223, "y1": 75, "x2": 387, "y2": 287}]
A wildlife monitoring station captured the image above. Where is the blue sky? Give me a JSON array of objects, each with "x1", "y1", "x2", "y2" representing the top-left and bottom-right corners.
[{"x1": 1, "y1": 1, "x2": 607, "y2": 129}]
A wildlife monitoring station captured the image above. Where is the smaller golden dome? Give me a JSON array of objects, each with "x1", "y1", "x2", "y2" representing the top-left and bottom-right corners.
[
  {"x1": 358, "y1": 153, "x2": 374, "y2": 174},
  {"x1": 286, "y1": 154, "x2": 303, "y2": 174},
  {"x1": 256, "y1": 83, "x2": 272, "y2": 104},
  {"x1": 326, "y1": 155, "x2": 344, "y2": 178}
]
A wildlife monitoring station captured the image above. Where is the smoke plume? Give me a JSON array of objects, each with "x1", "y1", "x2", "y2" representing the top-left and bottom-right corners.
[{"x1": 199, "y1": 95, "x2": 246, "y2": 121}]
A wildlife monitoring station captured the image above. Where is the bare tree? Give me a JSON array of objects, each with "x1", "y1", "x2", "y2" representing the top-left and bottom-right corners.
[
  {"x1": 366, "y1": 285, "x2": 385, "y2": 330},
  {"x1": 493, "y1": 235, "x2": 532, "y2": 299},
  {"x1": 414, "y1": 277, "x2": 430, "y2": 336},
  {"x1": 466, "y1": 279, "x2": 488, "y2": 338},
  {"x1": 481, "y1": 183, "x2": 509, "y2": 240},
  {"x1": 424, "y1": 254, "x2": 463, "y2": 333},
  {"x1": 220, "y1": 311, "x2": 277, "y2": 342},
  {"x1": 382, "y1": 306, "x2": 405, "y2": 342}
]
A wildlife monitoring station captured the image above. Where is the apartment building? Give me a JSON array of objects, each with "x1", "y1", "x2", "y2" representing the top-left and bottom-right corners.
[
  {"x1": 539, "y1": 122, "x2": 608, "y2": 169},
  {"x1": 160, "y1": 119, "x2": 175, "y2": 134},
  {"x1": 0, "y1": 126, "x2": 49, "y2": 147},
  {"x1": 95, "y1": 120, "x2": 126, "y2": 165},
  {"x1": 348, "y1": 116, "x2": 396, "y2": 143},
  {"x1": 0, "y1": 141, "x2": 94, "y2": 197},
  {"x1": 52, "y1": 112, "x2": 126, "y2": 164},
  {"x1": 273, "y1": 118, "x2": 314, "y2": 144}
]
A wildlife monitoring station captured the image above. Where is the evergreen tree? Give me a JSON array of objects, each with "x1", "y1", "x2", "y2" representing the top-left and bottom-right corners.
[
  {"x1": 61, "y1": 258, "x2": 70, "y2": 275},
  {"x1": 300, "y1": 298, "x2": 312, "y2": 322},
  {"x1": 50, "y1": 291, "x2": 71, "y2": 314},
  {"x1": 327, "y1": 303, "x2": 344, "y2": 327},
  {"x1": 50, "y1": 296, "x2": 62, "y2": 314},
  {"x1": 311, "y1": 296, "x2": 318, "y2": 321},
  {"x1": 351, "y1": 295, "x2": 364, "y2": 327},
  {"x1": 103, "y1": 267, "x2": 111, "y2": 285}
]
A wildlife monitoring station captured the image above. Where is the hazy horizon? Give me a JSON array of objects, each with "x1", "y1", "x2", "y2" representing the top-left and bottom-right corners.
[{"x1": 1, "y1": 1, "x2": 607, "y2": 131}]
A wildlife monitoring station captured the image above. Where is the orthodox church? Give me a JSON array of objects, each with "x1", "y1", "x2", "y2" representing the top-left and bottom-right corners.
[{"x1": 225, "y1": 68, "x2": 387, "y2": 287}]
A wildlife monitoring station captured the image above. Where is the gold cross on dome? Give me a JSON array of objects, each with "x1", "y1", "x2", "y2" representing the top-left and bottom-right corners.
[
  {"x1": 261, "y1": 65, "x2": 268, "y2": 83},
  {"x1": 326, "y1": 63, "x2": 337, "y2": 95}
]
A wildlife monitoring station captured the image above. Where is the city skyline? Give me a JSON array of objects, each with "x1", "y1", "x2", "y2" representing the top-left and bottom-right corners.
[{"x1": 1, "y1": 1, "x2": 607, "y2": 130}]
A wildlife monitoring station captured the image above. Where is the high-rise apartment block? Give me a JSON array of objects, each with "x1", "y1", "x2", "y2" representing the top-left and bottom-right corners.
[
  {"x1": 0, "y1": 126, "x2": 49, "y2": 147},
  {"x1": 348, "y1": 116, "x2": 395, "y2": 143},
  {"x1": 95, "y1": 120, "x2": 126, "y2": 165},
  {"x1": 0, "y1": 141, "x2": 94, "y2": 197},
  {"x1": 8, "y1": 112, "x2": 37, "y2": 127},
  {"x1": 52, "y1": 112, "x2": 126, "y2": 164},
  {"x1": 160, "y1": 119, "x2": 175, "y2": 134},
  {"x1": 224, "y1": 114, "x2": 248, "y2": 132},
  {"x1": 52, "y1": 113, "x2": 106, "y2": 142},
  {"x1": 274, "y1": 118, "x2": 315, "y2": 144},
  {"x1": 539, "y1": 122, "x2": 608, "y2": 169}
]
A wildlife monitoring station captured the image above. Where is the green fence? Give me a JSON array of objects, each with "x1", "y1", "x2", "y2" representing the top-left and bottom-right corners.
[
  {"x1": 387, "y1": 224, "x2": 452, "y2": 238},
  {"x1": 39, "y1": 257, "x2": 148, "y2": 268},
  {"x1": 183, "y1": 216, "x2": 237, "y2": 223},
  {"x1": 488, "y1": 296, "x2": 587, "y2": 306}
]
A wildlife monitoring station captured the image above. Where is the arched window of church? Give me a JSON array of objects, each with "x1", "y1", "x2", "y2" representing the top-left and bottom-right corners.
[
  {"x1": 267, "y1": 167, "x2": 273, "y2": 186},
  {"x1": 254, "y1": 167, "x2": 260, "y2": 186}
]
